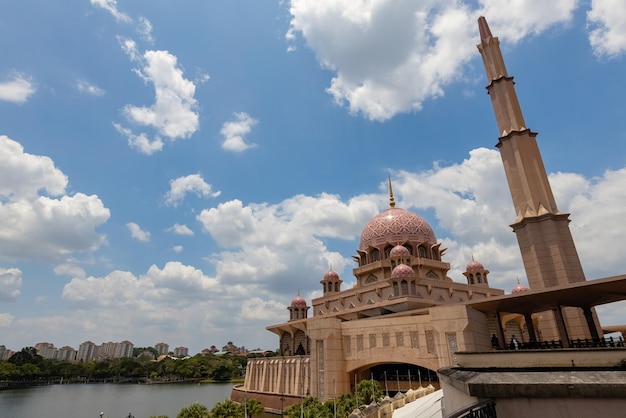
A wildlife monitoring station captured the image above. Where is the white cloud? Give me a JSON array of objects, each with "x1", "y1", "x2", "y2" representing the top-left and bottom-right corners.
[
  {"x1": 220, "y1": 113, "x2": 258, "y2": 152},
  {"x1": 137, "y1": 16, "x2": 154, "y2": 43},
  {"x1": 172, "y1": 245, "x2": 183, "y2": 253},
  {"x1": 164, "y1": 174, "x2": 221, "y2": 207},
  {"x1": 76, "y1": 80, "x2": 105, "y2": 96},
  {"x1": 0, "y1": 136, "x2": 110, "y2": 261},
  {"x1": 123, "y1": 50, "x2": 199, "y2": 140},
  {"x1": 113, "y1": 123, "x2": 164, "y2": 155},
  {"x1": 0, "y1": 267, "x2": 22, "y2": 301},
  {"x1": 287, "y1": 0, "x2": 577, "y2": 121},
  {"x1": 587, "y1": 0, "x2": 626, "y2": 58},
  {"x1": 168, "y1": 223, "x2": 194, "y2": 236},
  {"x1": 54, "y1": 263, "x2": 87, "y2": 279},
  {"x1": 90, "y1": 0, "x2": 132, "y2": 23},
  {"x1": 127, "y1": 222, "x2": 151, "y2": 242},
  {"x1": 0, "y1": 73, "x2": 36, "y2": 104},
  {"x1": 0, "y1": 313, "x2": 15, "y2": 328}
]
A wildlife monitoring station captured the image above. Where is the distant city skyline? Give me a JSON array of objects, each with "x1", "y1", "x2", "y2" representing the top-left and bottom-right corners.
[{"x1": 1, "y1": 1, "x2": 625, "y2": 354}]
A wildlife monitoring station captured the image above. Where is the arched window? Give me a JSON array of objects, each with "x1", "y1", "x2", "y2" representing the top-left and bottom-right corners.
[
  {"x1": 328, "y1": 282, "x2": 333, "y2": 292},
  {"x1": 365, "y1": 275, "x2": 377, "y2": 284},
  {"x1": 401, "y1": 280, "x2": 409, "y2": 295},
  {"x1": 334, "y1": 282, "x2": 340, "y2": 292},
  {"x1": 384, "y1": 245, "x2": 394, "y2": 259},
  {"x1": 403, "y1": 243, "x2": 413, "y2": 255},
  {"x1": 468, "y1": 274, "x2": 474, "y2": 284},
  {"x1": 410, "y1": 280, "x2": 417, "y2": 295},
  {"x1": 371, "y1": 248, "x2": 380, "y2": 262},
  {"x1": 476, "y1": 272, "x2": 482, "y2": 283},
  {"x1": 393, "y1": 282, "x2": 399, "y2": 296},
  {"x1": 418, "y1": 246, "x2": 427, "y2": 258}
]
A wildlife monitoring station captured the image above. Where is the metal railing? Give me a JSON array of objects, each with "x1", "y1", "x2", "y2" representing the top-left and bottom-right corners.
[{"x1": 446, "y1": 399, "x2": 497, "y2": 418}]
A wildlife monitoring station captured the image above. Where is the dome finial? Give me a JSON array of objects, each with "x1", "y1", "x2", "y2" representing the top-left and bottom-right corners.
[{"x1": 388, "y1": 176, "x2": 396, "y2": 208}]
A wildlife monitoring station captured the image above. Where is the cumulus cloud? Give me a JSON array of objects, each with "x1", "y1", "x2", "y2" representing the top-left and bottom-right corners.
[
  {"x1": 90, "y1": 0, "x2": 132, "y2": 23},
  {"x1": 220, "y1": 113, "x2": 258, "y2": 152},
  {"x1": 0, "y1": 267, "x2": 22, "y2": 301},
  {"x1": 0, "y1": 73, "x2": 36, "y2": 104},
  {"x1": 164, "y1": 174, "x2": 221, "y2": 207},
  {"x1": 168, "y1": 223, "x2": 194, "y2": 236},
  {"x1": 124, "y1": 50, "x2": 199, "y2": 139},
  {"x1": 286, "y1": 0, "x2": 578, "y2": 121},
  {"x1": 127, "y1": 222, "x2": 151, "y2": 242},
  {"x1": 0, "y1": 313, "x2": 15, "y2": 328},
  {"x1": 587, "y1": 0, "x2": 626, "y2": 58},
  {"x1": 0, "y1": 136, "x2": 110, "y2": 260},
  {"x1": 114, "y1": 47, "x2": 200, "y2": 154},
  {"x1": 197, "y1": 194, "x2": 378, "y2": 294},
  {"x1": 76, "y1": 80, "x2": 105, "y2": 96},
  {"x1": 113, "y1": 123, "x2": 163, "y2": 155}
]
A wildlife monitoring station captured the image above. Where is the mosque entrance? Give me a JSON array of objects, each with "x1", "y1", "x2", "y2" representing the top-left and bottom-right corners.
[{"x1": 351, "y1": 363, "x2": 438, "y2": 397}]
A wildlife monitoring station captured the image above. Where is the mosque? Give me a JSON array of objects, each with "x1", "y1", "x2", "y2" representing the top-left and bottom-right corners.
[{"x1": 231, "y1": 17, "x2": 626, "y2": 417}]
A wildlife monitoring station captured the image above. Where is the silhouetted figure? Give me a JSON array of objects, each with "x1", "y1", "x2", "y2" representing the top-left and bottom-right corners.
[
  {"x1": 491, "y1": 334, "x2": 499, "y2": 348},
  {"x1": 510, "y1": 335, "x2": 519, "y2": 350}
]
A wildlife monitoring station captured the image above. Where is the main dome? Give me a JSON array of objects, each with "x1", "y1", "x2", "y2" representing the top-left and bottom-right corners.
[{"x1": 359, "y1": 207, "x2": 437, "y2": 250}]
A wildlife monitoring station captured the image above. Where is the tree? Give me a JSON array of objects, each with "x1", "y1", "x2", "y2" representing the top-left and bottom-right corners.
[
  {"x1": 335, "y1": 392, "x2": 358, "y2": 418},
  {"x1": 8, "y1": 347, "x2": 42, "y2": 366},
  {"x1": 244, "y1": 398, "x2": 264, "y2": 418},
  {"x1": 177, "y1": 403, "x2": 210, "y2": 418},
  {"x1": 209, "y1": 399, "x2": 242, "y2": 418},
  {"x1": 357, "y1": 379, "x2": 383, "y2": 406}
]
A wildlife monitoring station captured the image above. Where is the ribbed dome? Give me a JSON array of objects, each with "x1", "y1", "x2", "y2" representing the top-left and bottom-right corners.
[
  {"x1": 466, "y1": 260, "x2": 484, "y2": 272},
  {"x1": 390, "y1": 245, "x2": 411, "y2": 257},
  {"x1": 291, "y1": 295, "x2": 307, "y2": 308},
  {"x1": 359, "y1": 208, "x2": 436, "y2": 251},
  {"x1": 323, "y1": 268, "x2": 339, "y2": 281},
  {"x1": 512, "y1": 283, "x2": 530, "y2": 294},
  {"x1": 391, "y1": 263, "x2": 414, "y2": 278}
]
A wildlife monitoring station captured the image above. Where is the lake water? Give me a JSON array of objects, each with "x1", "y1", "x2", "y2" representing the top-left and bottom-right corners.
[{"x1": 0, "y1": 382, "x2": 263, "y2": 418}]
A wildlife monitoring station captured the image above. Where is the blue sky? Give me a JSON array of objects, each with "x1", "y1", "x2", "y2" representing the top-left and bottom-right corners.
[{"x1": 1, "y1": 0, "x2": 626, "y2": 354}]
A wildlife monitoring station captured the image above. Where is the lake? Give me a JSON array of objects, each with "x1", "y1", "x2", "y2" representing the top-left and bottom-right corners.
[{"x1": 0, "y1": 382, "x2": 272, "y2": 418}]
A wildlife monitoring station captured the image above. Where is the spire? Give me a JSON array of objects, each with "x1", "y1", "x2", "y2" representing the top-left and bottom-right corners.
[
  {"x1": 388, "y1": 176, "x2": 396, "y2": 208},
  {"x1": 478, "y1": 16, "x2": 492, "y2": 41}
]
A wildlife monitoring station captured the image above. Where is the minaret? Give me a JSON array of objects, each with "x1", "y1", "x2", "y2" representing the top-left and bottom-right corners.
[
  {"x1": 477, "y1": 16, "x2": 585, "y2": 290},
  {"x1": 477, "y1": 17, "x2": 597, "y2": 340}
]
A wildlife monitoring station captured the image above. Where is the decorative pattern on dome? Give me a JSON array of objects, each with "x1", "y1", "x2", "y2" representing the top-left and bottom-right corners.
[
  {"x1": 466, "y1": 260, "x2": 484, "y2": 272},
  {"x1": 390, "y1": 245, "x2": 410, "y2": 257},
  {"x1": 359, "y1": 208, "x2": 436, "y2": 250},
  {"x1": 512, "y1": 279, "x2": 530, "y2": 294},
  {"x1": 391, "y1": 264, "x2": 414, "y2": 278},
  {"x1": 323, "y1": 269, "x2": 339, "y2": 281},
  {"x1": 291, "y1": 295, "x2": 307, "y2": 307}
]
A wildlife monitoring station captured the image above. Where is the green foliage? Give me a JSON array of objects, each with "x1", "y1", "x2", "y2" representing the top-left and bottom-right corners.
[
  {"x1": 9, "y1": 347, "x2": 42, "y2": 366},
  {"x1": 335, "y1": 392, "x2": 358, "y2": 418},
  {"x1": 177, "y1": 403, "x2": 210, "y2": 418},
  {"x1": 209, "y1": 399, "x2": 243, "y2": 418},
  {"x1": 243, "y1": 398, "x2": 264, "y2": 418},
  {"x1": 285, "y1": 397, "x2": 333, "y2": 418},
  {"x1": 149, "y1": 416, "x2": 169, "y2": 418},
  {"x1": 357, "y1": 379, "x2": 383, "y2": 406}
]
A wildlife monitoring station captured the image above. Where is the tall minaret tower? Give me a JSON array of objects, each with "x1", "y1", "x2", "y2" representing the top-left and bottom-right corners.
[
  {"x1": 477, "y1": 16, "x2": 585, "y2": 290},
  {"x1": 477, "y1": 17, "x2": 597, "y2": 339}
]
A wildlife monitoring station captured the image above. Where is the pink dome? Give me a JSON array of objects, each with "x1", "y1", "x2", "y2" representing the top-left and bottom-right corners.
[
  {"x1": 466, "y1": 260, "x2": 484, "y2": 273},
  {"x1": 512, "y1": 283, "x2": 530, "y2": 294},
  {"x1": 390, "y1": 245, "x2": 410, "y2": 257},
  {"x1": 291, "y1": 295, "x2": 307, "y2": 308},
  {"x1": 359, "y1": 208, "x2": 436, "y2": 251},
  {"x1": 391, "y1": 264, "x2": 414, "y2": 278},
  {"x1": 323, "y1": 269, "x2": 339, "y2": 281}
]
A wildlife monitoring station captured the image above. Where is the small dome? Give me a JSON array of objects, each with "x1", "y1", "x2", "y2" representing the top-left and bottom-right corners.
[
  {"x1": 291, "y1": 295, "x2": 307, "y2": 308},
  {"x1": 466, "y1": 260, "x2": 484, "y2": 273},
  {"x1": 390, "y1": 245, "x2": 410, "y2": 257},
  {"x1": 391, "y1": 263, "x2": 414, "y2": 278},
  {"x1": 359, "y1": 208, "x2": 436, "y2": 251},
  {"x1": 323, "y1": 268, "x2": 339, "y2": 281},
  {"x1": 512, "y1": 282, "x2": 530, "y2": 294}
]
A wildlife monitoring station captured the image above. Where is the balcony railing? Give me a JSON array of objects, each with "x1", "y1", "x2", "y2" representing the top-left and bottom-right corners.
[
  {"x1": 500, "y1": 336, "x2": 625, "y2": 350},
  {"x1": 446, "y1": 399, "x2": 497, "y2": 418}
]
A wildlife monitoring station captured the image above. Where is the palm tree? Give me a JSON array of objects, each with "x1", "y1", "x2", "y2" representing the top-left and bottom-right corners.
[
  {"x1": 245, "y1": 398, "x2": 264, "y2": 418},
  {"x1": 357, "y1": 379, "x2": 383, "y2": 406},
  {"x1": 177, "y1": 403, "x2": 210, "y2": 418},
  {"x1": 210, "y1": 399, "x2": 243, "y2": 418}
]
